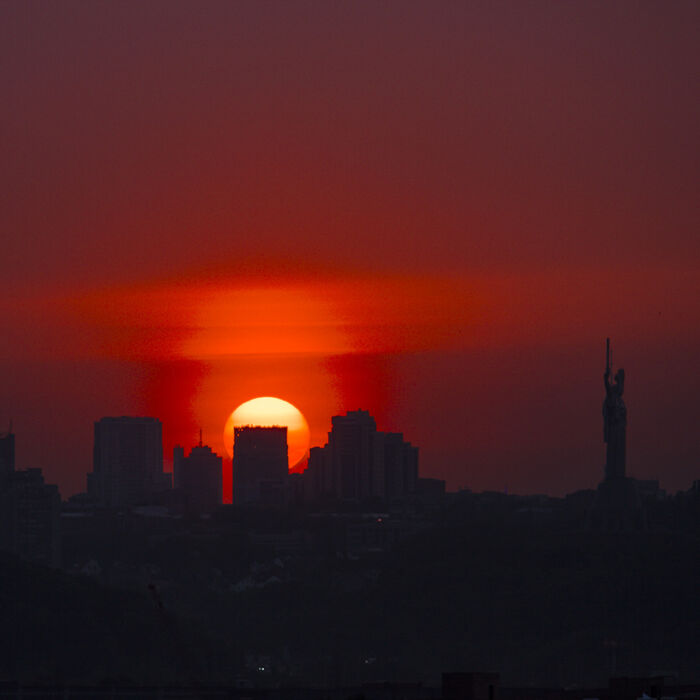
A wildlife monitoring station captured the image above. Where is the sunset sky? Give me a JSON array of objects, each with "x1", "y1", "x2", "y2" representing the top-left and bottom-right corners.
[{"x1": 2, "y1": 1, "x2": 698, "y2": 499}]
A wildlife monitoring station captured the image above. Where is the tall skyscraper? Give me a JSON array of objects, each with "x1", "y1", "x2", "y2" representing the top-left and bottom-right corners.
[
  {"x1": 0, "y1": 427, "x2": 61, "y2": 567},
  {"x1": 87, "y1": 417, "x2": 169, "y2": 507},
  {"x1": 233, "y1": 426, "x2": 288, "y2": 505},
  {"x1": 0, "y1": 468, "x2": 61, "y2": 567},
  {"x1": 173, "y1": 440, "x2": 222, "y2": 513},
  {"x1": 173, "y1": 445, "x2": 185, "y2": 489},
  {"x1": 0, "y1": 426, "x2": 15, "y2": 482},
  {"x1": 306, "y1": 410, "x2": 418, "y2": 503},
  {"x1": 305, "y1": 445, "x2": 332, "y2": 502},
  {"x1": 328, "y1": 409, "x2": 380, "y2": 500},
  {"x1": 384, "y1": 432, "x2": 419, "y2": 499}
]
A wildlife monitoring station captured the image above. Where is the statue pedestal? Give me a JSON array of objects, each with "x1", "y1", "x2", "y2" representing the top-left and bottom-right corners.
[{"x1": 587, "y1": 477, "x2": 642, "y2": 532}]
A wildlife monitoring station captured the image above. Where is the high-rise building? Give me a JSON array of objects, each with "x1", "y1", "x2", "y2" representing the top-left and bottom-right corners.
[
  {"x1": 87, "y1": 417, "x2": 169, "y2": 507},
  {"x1": 173, "y1": 440, "x2": 222, "y2": 513},
  {"x1": 328, "y1": 409, "x2": 379, "y2": 500},
  {"x1": 0, "y1": 426, "x2": 15, "y2": 482},
  {"x1": 0, "y1": 428, "x2": 60, "y2": 567},
  {"x1": 384, "y1": 432, "x2": 419, "y2": 500},
  {"x1": 0, "y1": 468, "x2": 61, "y2": 567},
  {"x1": 305, "y1": 410, "x2": 419, "y2": 504},
  {"x1": 233, "y1": 426, "x2": 288, "y2": 505},
  {"x1": 305, "y1": 445, "x2": 332, "y2": 502},
  {"x1": 173, "y1": 445, "x2": 185, "y2": 489}
]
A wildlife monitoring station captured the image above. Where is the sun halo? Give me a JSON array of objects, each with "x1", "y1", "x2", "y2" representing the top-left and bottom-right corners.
[{"x1": 223, "y1": 396, "x2": 310, "y2": 471}]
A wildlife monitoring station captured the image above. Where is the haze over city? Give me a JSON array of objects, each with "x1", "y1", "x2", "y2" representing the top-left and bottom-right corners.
[
  {"x1": 2, "y1": 1, "x2": 699, "y2": 500},
  {"x1": 2, "y1": 2, "x2": 700, "y2": 696}
]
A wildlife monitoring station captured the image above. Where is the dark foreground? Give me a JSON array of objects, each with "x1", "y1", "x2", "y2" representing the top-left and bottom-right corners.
[{"x1": 2, "y1": 490, "x2": 699, "y2": 688}]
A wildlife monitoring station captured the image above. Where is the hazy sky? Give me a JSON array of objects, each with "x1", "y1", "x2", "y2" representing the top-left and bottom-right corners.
[{"x1": 2, "y1": 1, "x2": 698, "y2": 498}]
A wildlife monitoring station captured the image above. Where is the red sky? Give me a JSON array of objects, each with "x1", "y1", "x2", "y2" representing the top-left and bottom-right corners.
[{"x1": 1, "y1": 1, "x2": 698, "y2": 498}]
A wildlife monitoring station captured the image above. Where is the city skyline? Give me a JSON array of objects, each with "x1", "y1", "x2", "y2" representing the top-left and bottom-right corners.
[
  {"x1": 5, "y1": 332, "x2": 700, "y2": 503},
  {"x1": 5, "y1": 345, "x2": 698, "y2": 509},
  {"x1": 3, "y1": 392, "x2": 698, "y2": 686},
  {"x1": 2, "y1": 2, "x2": 699, "y2": 691},
  {"x1": 2, "y1": 1, "x2": 699, "y2": 498}
]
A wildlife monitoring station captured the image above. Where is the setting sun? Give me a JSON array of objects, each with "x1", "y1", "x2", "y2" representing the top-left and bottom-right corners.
[{"x1": 223, "y1": 397, "x2": 310, "y2": 471}]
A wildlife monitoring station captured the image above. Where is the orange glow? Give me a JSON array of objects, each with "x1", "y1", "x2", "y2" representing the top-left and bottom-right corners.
[
  {"x1": 223, "y1": 396, "x2": 310, "y2": 470},
  {"x1": 32, "y1": 266, "x2": 700, "y2": 499},
  {"x1": 180, "y1": 285, "x2": 353, "y2": 358}
]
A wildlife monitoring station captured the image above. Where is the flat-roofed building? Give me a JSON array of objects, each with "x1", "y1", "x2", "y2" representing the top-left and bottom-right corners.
[
  {"x1": 0, "y1": 467, "x2": 61, "y2": 567},
  {"x1": 305, "y1": 410, "x2": 419, "y2": 504},
  {"x1": 233, "y1": 426, "x2": 288, "y2": 506},
  {"x1": 88, "y1": 417, "x2": 169, "y2": 507},
  {"x1": 0, "y1": 427, "x2": 15, "y2": 482}
]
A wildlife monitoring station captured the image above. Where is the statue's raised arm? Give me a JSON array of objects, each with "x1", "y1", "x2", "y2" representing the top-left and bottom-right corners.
[{"x1": 614, "y1": 368, "x2": 625, "y2": 396}]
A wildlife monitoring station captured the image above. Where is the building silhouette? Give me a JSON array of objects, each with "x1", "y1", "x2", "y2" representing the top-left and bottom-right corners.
[
  {"x1": 0, "y1": 468, "x2": 61, "y2": 567},
  {"x1": 383, "y1": 430, "x2": 419, "y2": 500},
  {"x1": 87, "y1": 417, "x2": 170, "y2": 507},
  {"x1": 330, "y1": 409, "x2": 379, "y2": 500},
  {"x1": 0, "y1": 424, "x2": 15, "y2": 481},
  {"x1": 173, "y1": 444, "x2": 185, "y2": 491},
  {"x1": 173, "y1": 435, "x2": 223, "y2": 514},
  {"x1": 304, "y1": 409, "x2": 418, "y2": 503},
  {"x1": 0, "y1": 427, "x2": 61, "y2": 567},
  {"x1": 232, "y1": 426, "x2": 288, "y2": 505}
]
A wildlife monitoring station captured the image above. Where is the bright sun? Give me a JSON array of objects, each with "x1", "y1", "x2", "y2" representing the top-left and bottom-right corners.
[{"x1": 223, "y1": 396, "x2": 310, "y2": 471}]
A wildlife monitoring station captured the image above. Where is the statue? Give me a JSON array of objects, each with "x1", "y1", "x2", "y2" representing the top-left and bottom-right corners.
[{"x1": 603, "y1": 338, "x2": 626, "y2": 481}]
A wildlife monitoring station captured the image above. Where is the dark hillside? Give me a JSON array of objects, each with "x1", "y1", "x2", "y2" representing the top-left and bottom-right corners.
[{"x1": 0, "y1": 552, "x2": 226, "y2": 683}]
